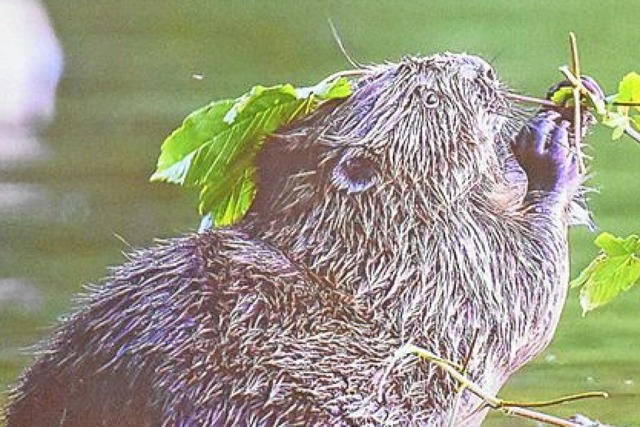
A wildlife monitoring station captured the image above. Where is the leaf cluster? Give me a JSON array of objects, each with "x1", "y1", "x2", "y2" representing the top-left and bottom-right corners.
[
  {"x1": 570, "y1": 233, "x2": 640, "y2": 314},
  {"x1": 549, "y1": 50, "x2": 640, "y2": 314},
  {"x1": 602, "y1": 72, "x2": 640, "y2": 140},
  {"x1": 551, "y1": 72, "x2": 640, "y2": 140},
  {"x1": 150, "y1": 77, "x2": 351, "y2": 228}
]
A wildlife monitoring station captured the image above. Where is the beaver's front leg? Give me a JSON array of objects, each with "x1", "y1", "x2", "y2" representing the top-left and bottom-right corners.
[{"x1": 494, "y1": 106, "x2": 592, "y2": 390}]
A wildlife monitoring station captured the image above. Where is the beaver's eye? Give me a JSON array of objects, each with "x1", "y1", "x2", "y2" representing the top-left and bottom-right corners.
[
  {"x1": 423, "y1": 91, "x2": 439, "y2": 107},
  {"x1": 484, "y1": 67, "x2": 496, "y2": 81},
  {"x1": 415, "y1": 87, "x2": 439, "y2": 108}
]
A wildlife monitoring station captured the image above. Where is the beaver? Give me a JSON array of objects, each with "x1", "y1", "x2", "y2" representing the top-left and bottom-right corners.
[{"x1": 3, "y1": 53, "x2": 594, "y2": 426}]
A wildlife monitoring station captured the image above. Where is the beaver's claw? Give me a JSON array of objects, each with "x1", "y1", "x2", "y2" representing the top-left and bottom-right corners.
[{"x1": 512, "y1": 110, "x2": 579, "y2": 195}]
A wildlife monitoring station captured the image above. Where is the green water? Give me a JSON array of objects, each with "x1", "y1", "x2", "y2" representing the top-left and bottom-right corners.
[{"x1": 1, "y1": 1, "x2": 639, "y2": 425}]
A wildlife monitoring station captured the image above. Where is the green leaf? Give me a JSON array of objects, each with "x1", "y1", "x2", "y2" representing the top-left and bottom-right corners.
[
  {"x1": 571, "y1": 233, "x2": 640, "y2": 314},
  {"x1": 549, "y1": 83, "x2": 605, "y2": 115},
  {"x1": 150, "y1": 99, "x2": 236, "y2": 184},
  {"x1": 601, "y1": 111, "x2": 630, "y2": 140},
  {"x1": 594, "y1": 232, "x2": 629, "y2": 256},
  {"x1": 150, "y1": 77, "x2": 352, "y2": 228},
  {"x1": 621, "y1": 234, "x2": 640, "y2": 253},
  {"x1": 202, "y1": 167, "x2": 257, "y2": 226},
  {"x1": 312, "y1": 76, "x2": 353, "y2": 99},
  {"x1": 550, "y1": 87, "x2": 574, "y2": 106},
  {"x1": 615, "y1": 72, "x2": 640, "y2": 107}
]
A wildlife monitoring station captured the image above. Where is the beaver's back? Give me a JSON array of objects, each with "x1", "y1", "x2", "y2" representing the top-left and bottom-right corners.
[{"x1": 5, "y1": 229, "x2": 388, "y2": 425}]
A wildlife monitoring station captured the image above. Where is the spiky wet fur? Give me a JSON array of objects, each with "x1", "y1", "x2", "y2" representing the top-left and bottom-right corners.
[{"x1": 5, "y1": 54, "x2": 587, "y2": 426}]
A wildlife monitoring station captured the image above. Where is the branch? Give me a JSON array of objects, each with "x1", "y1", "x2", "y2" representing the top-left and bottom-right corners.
[
  {"x1": 504, "y1": 92, "x2": 556, "y2": 108},
  {"x1": 625, "y1": 125, "x2": 640, "y2": 145},
  {"x1": 389, "y1": 343, "x2": 608, "y2": 427},
  {"x1": 447, "y1": 329, "x2": 480, "y2": 427},
  {"x1": 568, "y1": 33, "x2": 584, "y2": 172}
]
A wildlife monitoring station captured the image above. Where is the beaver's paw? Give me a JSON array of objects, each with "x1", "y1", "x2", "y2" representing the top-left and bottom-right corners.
[{"x1": 512, "y1": 111, "x2": 579, "y2": 194}]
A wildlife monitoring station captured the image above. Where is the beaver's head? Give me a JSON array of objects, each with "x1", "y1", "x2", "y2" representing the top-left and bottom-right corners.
[
  {"x1": 252, "y1": 54, "x2": 516, "y2": 219},
  {"x1": 247, "y1": 53, "x2": 524, "y2": 293},
  {"x1": 329, "y1": 54, "x2": 512, "y2": 195}
]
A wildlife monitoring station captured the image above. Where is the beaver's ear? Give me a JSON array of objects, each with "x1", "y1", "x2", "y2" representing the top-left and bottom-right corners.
[{"x1": 331, "y1": 151, "x2": 378, "y2": 194}]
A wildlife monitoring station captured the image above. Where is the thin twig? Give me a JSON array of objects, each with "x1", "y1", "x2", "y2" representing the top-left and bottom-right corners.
[
  {"x1": 568, "y1": 32, "x2": 585, "y2": 173},
  {"x1": 625, "y1": 125, "x2": 640, "y2": 144},
  {"x1": 501, "y1": 391, "x2": 608, "y2": 409},
  {"x1": 559, "y1": 65, "x2": 589, "y2": 173},
  {"x1": 572, "y1": 86, "x2": 582, "y2": 152},
  {"x1": 448, "y1": 329, "x2": 480, "y2": 426},
  {"x1": 569, "y1": 32, "x2": 581, "y2": 78},
  {"x1": 398, "y1": 344, "x2": 501, "y2": 407},
  {"x1": 613, "y1": 101, "x2": 640, "y2": 107},
  {"x1": 503, "y1": 406, "x2": 583, "y2": 427},
  {"x1": 394, "y1": 343, "x2": 608, "y2": 427},
  {"x1": 504, "y1": 92, "x2": 556, "y2": 108},
  {"x1": 559, "y1": 67, "x2": 585, "y2": 95},
  {"x1": 558, "y1": 65, "x2": 605, "y2": 112}
]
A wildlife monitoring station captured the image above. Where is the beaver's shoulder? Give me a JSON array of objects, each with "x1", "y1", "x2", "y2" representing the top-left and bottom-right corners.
[{"x1": 51, "y1": 228, "x2": 366, "y2": 363}]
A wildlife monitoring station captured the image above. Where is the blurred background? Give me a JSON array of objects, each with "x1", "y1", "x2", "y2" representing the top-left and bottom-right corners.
[{"x1": 1, "y1": 1, "x2": 639, "y2": 425}]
